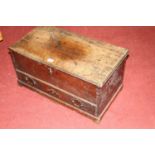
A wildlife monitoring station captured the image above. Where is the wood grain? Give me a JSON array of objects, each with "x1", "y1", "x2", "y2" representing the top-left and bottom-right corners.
[
  {"x1": 9, "y1": 27, "x2": 128, "y2": 87},
  {"x1": 9, "y1": 27, "x2": 128, "y2": 120}
]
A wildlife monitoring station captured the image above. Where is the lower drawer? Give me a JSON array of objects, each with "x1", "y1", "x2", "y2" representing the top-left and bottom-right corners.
[{"x1": 17, "y1": 72, "x2": 97, "y2": 117}]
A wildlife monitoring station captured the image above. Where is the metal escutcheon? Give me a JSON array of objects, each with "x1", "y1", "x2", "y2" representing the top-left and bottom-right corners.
[{"x1": 48, "y1": 67, "x2": 53, "y2": 75}]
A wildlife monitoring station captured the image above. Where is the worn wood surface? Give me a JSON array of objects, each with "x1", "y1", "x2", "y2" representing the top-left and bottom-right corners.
[
  {"x1": 9, "y1": 27, "x2": 128, "y2": 87},
  {"x1": 17, "y1": 71, "x2": 97, "y2": 116},
  {"x1": 9, "y1": 27, "x2": 128, "y2": 120},
  {"x1": 9, "y1": 49, "x2": 126, "y2": 118},
  {"x1": 12, "y1": 51, "x2": 98, "y2": 103}
]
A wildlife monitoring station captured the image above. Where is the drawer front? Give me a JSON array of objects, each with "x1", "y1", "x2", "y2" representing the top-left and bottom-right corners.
[
  {"x1": 17, "y1": 72, "x2": 97, "y2": 116},
  {"x1": 12, "y1": 51, "x2": 97, "y2": 103}
]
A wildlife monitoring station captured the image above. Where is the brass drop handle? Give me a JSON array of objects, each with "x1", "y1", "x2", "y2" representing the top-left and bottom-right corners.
[
  {"x1": 72, "y1": 99, "x2": 84, "y2": 108},
  {"x1": 48, "y1": 88, "x2": 59, "y2": 98},
  {"x1": 24, "y1": 76, "x2": 38, "y2": 87},
  {"x1": 32, "y1": 80, "x2": 37, "y2": 86}
]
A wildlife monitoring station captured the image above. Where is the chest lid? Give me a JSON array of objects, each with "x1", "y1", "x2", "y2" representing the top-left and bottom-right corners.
[{"x1": 9, "y1": 27, "x2": 128, "y2": 87}]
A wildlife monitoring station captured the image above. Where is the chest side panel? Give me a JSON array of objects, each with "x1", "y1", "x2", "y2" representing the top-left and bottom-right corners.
[{"x1": 97, "y1": 60, "x2": 126, "y2": 116}]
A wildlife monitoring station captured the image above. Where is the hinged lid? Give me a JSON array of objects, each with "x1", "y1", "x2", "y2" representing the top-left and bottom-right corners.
[{"x1": 9, "y1": 27, "x2": 128, "y2": 87}]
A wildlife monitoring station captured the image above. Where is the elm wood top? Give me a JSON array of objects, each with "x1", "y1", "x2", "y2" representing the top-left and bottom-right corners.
[{"x1": 9, "y1": 27, "x2": 128, "y2": 87}]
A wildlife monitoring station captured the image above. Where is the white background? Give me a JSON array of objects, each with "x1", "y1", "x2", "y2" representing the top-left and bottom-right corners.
[
  {"x1": 0, "y1": 130, "x2": 155, "y2": 155},
  {"x1": 0, "y1": 0, "x2": 155, "y2": 154},
  {"x1": 0, "y1": 0, "x2": 155, "y2": 25},
  {"x1": 0, "y1": 129, "x2": 155, "y2": 155}
]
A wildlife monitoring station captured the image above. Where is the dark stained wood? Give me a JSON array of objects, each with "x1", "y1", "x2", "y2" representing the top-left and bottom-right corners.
[
  {"x1": 9, "y1": 27, "x2": 128, "y2": 87},
  {"x1": 17, "y1": 72, "x2": 97, "y2": 116},
  {"x1": 9, "y1": 27, "x2": 128, "y2": 120},
  {"x1": 97, "y1": 61, "x2": 125, "y2": 115},
  {"x1": 12, "y1": 51, "x2": 97, "y2": 103}
]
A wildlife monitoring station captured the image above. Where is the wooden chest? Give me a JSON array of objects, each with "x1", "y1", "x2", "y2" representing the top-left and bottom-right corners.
[{"x1": 9, "y1": 27, "x2": 128, "y2": 120}]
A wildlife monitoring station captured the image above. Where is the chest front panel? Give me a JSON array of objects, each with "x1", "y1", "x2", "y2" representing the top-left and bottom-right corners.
[{"x1": 12, "y1": 51, "x2": 98, "y2": 104}]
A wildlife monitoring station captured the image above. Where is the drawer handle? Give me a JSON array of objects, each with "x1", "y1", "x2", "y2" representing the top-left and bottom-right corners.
[
  {"x1": 48, "y1": 88, "x2": 59, "y2": 98},
  {"x1": 32, "y1": 80, "x2": 37, "y2": 86},
  {"x1": 24, "y1": 76, "x2": 38, "y2": 87},
  {"x1": 71, "y1": 99, "x2": 84, "y2": 108}
]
